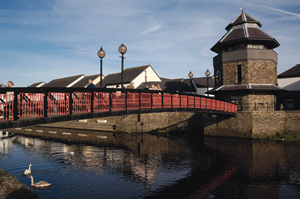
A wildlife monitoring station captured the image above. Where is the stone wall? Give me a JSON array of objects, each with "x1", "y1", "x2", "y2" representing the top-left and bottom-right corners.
[
  {"x1": 203, "y1": 110, "x2": 300, "y2": 139},
  {"x1": 242, "y1": 94, "x2": 275, "y2": 111},
  {"x1": 111, "y1": 112, "x2": 200, "y2": 134},
  {"x1": 284, "y1": 111, "x2": 300, "y2": 134},
  {"x1": 222, "y1": 60, "x2": 277, "y2": 85}
]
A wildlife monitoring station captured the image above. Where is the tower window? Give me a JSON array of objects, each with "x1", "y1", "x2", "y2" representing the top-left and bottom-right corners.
[{"x1": 237, "y1": 65, "x2": 242, "y2": 83}]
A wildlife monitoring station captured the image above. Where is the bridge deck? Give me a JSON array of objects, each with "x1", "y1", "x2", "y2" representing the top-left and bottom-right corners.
[{"x1": 0, "y1": 87, "x2": 237, "y2": 129}]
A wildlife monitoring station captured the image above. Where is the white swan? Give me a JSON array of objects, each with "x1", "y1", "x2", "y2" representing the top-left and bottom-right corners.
[
  {"x1": 24, "y1": 164, "x2": 32, "y2": 175},
  {"x1": 30, "y1": 175, "x2": 51, "y2": 188}
]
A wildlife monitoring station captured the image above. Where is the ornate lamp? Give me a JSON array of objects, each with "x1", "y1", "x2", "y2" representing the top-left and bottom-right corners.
[
  {"x1": 118, "y1": 43, "x2": 127, "y2": 88},
  {"x1": 205, "y1": 69, "x2": 211, "y2": 93},
  {"x1": 97, "y1": 46, "x2": 106, "y2": 88}
]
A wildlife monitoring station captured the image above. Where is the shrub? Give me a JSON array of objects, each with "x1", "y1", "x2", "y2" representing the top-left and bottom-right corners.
[{"x1": 268, "y1": 132, "x2": 298, "y2": 141}]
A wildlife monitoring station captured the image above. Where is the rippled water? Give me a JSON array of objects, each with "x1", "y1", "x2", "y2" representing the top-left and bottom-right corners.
[{"x1": 1, "y1": 133, "x2": 300, "y2": 199}]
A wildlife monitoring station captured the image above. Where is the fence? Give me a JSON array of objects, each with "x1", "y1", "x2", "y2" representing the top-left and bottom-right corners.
[{"x1": 0, "y1": 88, "x2": 237, "y2": 122}]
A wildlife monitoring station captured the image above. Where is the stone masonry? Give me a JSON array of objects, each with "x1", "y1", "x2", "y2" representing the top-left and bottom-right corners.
[{"x1": 222, "y1": 60, "x2": 277, "y2": 85}]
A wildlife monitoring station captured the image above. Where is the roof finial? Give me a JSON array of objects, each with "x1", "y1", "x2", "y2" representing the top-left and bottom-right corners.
[{"x1": 240, "y1": 8, "x2": 244, "y2": 12}]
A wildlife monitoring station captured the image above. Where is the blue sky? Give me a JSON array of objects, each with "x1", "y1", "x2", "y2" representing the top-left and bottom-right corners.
[{"x1": 1, "y1": 0, "x2": 300, "y2": 87}]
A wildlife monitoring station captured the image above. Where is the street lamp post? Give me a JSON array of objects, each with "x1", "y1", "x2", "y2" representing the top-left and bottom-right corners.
[
  {"x1": 188, "y1": 71, "x2": 193, "y2": 94},
  {"x1": 205, "y1": 69, "x2": 211, "y2": 95},
  {"x1": 97, "y1": 46, "x2": 106, "y2": 88},
  {"x1": 145, "y1": 70, "x2": 147, "y2": 88},
  {"x1": 118, "y1": 43, "x2": 127, "y2": 88}
]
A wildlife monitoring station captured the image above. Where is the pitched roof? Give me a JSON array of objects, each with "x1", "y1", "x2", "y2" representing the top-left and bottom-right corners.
[
  {"x1": 42, "y1": 74, "x2": 84, "y2": 87},
  {"x1": 72, "y1": 74, "x2": 100, "y2": 87},
  {"x1": 0, "y1": 83, "x2": 7, "y2": 88},
  {"x1": 211, "y1": 11, "x2": 279, "y2": 53},
  {"x1": 99, "y1": 65, "x2": 150, "y2": 86},
  {"x1": 135, "y1": 77, "x2": 214, "y2": 92},
  {"x1": 28, "y1": 82, "x2": 45, "y2": 87},
  {"x1": 136, "y1": 80, "x2": 197, "y2": 93},
  {"x1": 278, "y1": 64, "x2": 300, "y2": 78},
  {"x1": 209, "y1": 83, "x2": 284, "y2": 93}
]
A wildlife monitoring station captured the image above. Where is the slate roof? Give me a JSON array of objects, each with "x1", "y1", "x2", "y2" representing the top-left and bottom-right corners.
[
  {"x1": 42, "y1": 74, "x2": 84, "y2": 87},
  {"x1": 278, "y1": 64, "x2": 300, "y2": 78},
  {"x1": 28, "y1": 82, "x2": 45, "y2": 88},
  {"x1": 72, "y1": 74, "x2": 100, "y2": 87},
  {"x1": 211, "y1": 11, "x2": 280, "y2": 53},
  {"x1": 136, "y1": 77, "x2": 213, "y2": 92},
  {"x1": 99, "y1": 65, "x2": 150, "y2": 86},
  {"x1": 136, "y1": 80, "x2": 197, "y2": 93},
  {"x1": 209, "y1": 83, "x2": 284, "y2": 93}
]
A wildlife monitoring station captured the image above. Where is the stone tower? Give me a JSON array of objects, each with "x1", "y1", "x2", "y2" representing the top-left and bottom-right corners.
[{"x1": 210, "y1": 11, "x2": 283, "y2": 111}]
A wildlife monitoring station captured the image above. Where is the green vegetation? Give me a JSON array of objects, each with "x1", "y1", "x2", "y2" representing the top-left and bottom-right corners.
[{"x1": 268, "y1": 132, "x2": 299, "y2": 142}]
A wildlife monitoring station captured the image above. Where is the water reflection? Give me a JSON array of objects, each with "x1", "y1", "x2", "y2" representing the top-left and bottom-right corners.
[{"x1": 1, "y1": 133, "x2": 300, "y2": 198}]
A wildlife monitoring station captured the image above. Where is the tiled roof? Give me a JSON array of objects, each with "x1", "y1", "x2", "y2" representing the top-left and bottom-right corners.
[
  {"x1": 72, "y1": 74, "x2": 100, "y2": 87},
  {"x1": 225, "y1": 11, "x2": 262, "y2": 30},
  {"x1": 211, "y1": 11, "x2": 279, "y2": 53},
  {"x1": 209, "y1": 84, "x2": 283, "y2": 93},
  {"x1": 278, "y1": 64, "x2": 300, "y2": 78},
  {"x1": 42, "y1": 74, "x2": 84, "y2": 87},
  {"x1": 98, "y1": 65, "x2": 150, "y2": 86}
]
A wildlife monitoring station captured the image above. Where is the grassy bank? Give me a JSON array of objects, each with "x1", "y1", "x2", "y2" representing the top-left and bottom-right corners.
[{"x1": 268, "y1": 132, "x2": 299, "y2": 141}]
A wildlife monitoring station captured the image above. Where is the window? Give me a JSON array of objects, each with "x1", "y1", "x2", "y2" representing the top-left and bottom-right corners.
[
  {"x1": 237, "y1": 65, "x2": 242, "y2": 83},
  {"x1": 231, "y1": 96, "x2": 243, "y2": 111}
]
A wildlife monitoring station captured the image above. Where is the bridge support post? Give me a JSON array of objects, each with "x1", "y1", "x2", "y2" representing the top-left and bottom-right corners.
[
  {"x1": 13, "y1": 92, "x2": 18, "y2": 121},
  {"x1": 69, "y1": 92, "x2": 72, "y2": 115},
  {"x1": 44, "y1": 92, "x2": 48, "y2": 118},
  {"x1": 91, "y1": 91, "x2": 94, "y2": 113}
]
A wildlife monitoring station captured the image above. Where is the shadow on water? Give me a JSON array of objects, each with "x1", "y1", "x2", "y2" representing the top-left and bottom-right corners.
[{"x1": 1, "y1": 131, "x2": 300, "y2": 198}]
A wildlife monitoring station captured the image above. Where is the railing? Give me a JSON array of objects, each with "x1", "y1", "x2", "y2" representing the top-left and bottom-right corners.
[{"x1": 0, "y1": 88, "x2": 237, "y2": 122}]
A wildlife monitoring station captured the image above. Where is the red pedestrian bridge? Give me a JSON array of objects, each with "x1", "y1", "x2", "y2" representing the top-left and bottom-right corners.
[{"x1": 0, "y1": 87, "x2": 237, "y2": 129}]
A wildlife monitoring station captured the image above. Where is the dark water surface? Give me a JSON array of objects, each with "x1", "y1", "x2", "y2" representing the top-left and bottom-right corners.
[{"x1": 1, "y1": 132, "x2": 300, "y2": 199}]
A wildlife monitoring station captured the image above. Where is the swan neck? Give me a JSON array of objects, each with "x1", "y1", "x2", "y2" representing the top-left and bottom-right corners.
[{"x1": 30, "y1": 176, "x2": 34, "y2": 185}]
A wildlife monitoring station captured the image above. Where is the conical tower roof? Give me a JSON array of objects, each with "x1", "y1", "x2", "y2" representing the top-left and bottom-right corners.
[{"x1": 211, "y1": 11, "x2": 279, "y2": 54}]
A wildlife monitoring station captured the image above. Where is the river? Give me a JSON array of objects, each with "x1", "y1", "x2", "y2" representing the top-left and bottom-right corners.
[{"x1": 1, "y1": 132, "x2": 300, "y2": 199}]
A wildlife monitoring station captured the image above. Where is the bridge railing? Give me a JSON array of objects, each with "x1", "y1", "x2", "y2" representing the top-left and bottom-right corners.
[{"x1": 0, "y1": 87, "x2": 237, "y2": 121}]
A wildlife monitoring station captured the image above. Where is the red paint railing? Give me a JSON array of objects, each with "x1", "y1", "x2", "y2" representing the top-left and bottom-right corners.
[
  {"x1": 94, "y1": 92, "x2": 110, "y2": 112},
  {"x1": 181, "y1": 95, "x2": 187, "y2": 108},
  {"x1": 163, "y1": 94, "x2": 172, "y2": 108},
  {"x1": 18, "y1": 93, "x2": 44, "y2": 118},
  {"x1": 0, "y1": 90, "x2": 237, "y2": 121},
  {"x1": 111, "y1": 92, "x2": 125, "y2": 111},
  {"x1": 127, "y1": 92, "x2": 139, "y2": 110},
  {"x1": 195, "y1": 97, "x2": 200, "y2": 109},
  {"x1": 172, "y1": 94, "x2": 180, "y2": 108},
  {"x1": 188, "y1": 96, "x2": 194, "y2": 108},
  {"x1": 72, "y1": 92, "x2": 91, "y2": 113},
  {"x1": 140, "y1": 93, "x2": 151, "y2": 109},
  {"x1": 0, "y1": 94, "x2": 14, "y2": 121},
  {"x1": 48, "y1": 92, "x2": 70, "y2": 116},
  {"x1": 152, "y1": 93, "x2": 162, "y2": 108}
]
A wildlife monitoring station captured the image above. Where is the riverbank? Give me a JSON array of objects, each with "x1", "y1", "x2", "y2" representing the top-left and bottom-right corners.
[{"x1": 0, "y1": 169, "x2": 39, "y2": 199}]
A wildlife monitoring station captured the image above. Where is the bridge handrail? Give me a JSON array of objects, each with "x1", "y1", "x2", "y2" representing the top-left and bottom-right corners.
[{"x1": 0, "y1": 88, "x2": 237, "y2": 121}]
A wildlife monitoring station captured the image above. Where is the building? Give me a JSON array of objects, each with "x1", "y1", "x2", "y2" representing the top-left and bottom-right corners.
[
  {"x1": 100, "y1": 64, "x2": 161, "y2": 89},
  {"x1": 28, "y1": 82, "x2": 45, "y2": 88},
  {"x1": 42, "y1": 74, "x2": 85, "y2": 88},
  {"x1": 138, "y1": 77, "x2": 214, "y2": 95},
  {"x1": 209, "y1": 11, "x2": 283, "y2": 111},
  {"x1": 277, "y1": 64, "x2": 300, "y2": 110}
]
